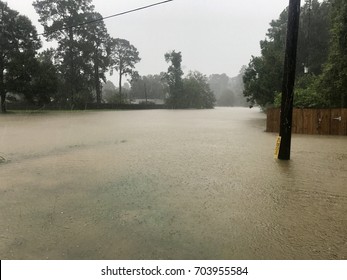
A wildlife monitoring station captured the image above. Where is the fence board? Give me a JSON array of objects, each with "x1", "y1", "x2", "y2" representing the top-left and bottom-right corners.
[
  {"x1": 317, "y1": 109, "x2": 331, "y2": 135},
  {"x1": 266, "y1": 108, "x2": 280, "y2": 132},
  {"x1": 342, "y1": 109, "x2": 347, "y2": 135},
  {"x1": 266, "y1": 108, "x2": 347, "y2": 136}
]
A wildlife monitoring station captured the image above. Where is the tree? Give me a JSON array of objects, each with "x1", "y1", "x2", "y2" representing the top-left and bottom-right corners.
[
  {"x1": 26, "y1": 50, "x2": 59, "y2": 105},
  {"x1": 297, "y1": 0, "x2": 331, "y2": 75},
  {"x1": 0, "y1": 1, "x2": 41, "y2": 113},
  {"x1": 33, "y1": 0, "x2": 96, "y2": 106},
  {"x1": 77, "y1": 12, "x2": 110, "y2": 105},
  {"x1": 274, "y1": 74, "x2": 327, "y2": 108},
  {"x1": 243, "y1": 54, "x2": 283, "y2": 108},
  {"x1": 319, "y1": 0, "x2": 347, "y2": 108},
  {"x1": 109, "y1": 38, "x2": 141, "y2": 103},
  {"x1": 243, "y1": 9, "x2": 287, "y2": 108},
  {"x1": 164, "y1": 50, "x2": 184, "y2": 108},
  {"x1": 243, "y1": 1, "x2": 331, "y2": 108},
  {"x1": 183, "y1": 71, "x2": 216, "y2": 109},
  {"x1": 130, "y1": 73, "x2": 167, "y2": 102},
  {"x1": 7, "y1": 49, "x2": 59, "y2": 106},
  {"x1": 102, "y1": 80, "x2": 117, "y2": 103}
]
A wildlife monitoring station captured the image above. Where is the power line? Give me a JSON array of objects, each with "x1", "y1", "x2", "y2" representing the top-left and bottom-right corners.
[{"x1": 38, "y1": 0, "x2": 174, "y2": 36}]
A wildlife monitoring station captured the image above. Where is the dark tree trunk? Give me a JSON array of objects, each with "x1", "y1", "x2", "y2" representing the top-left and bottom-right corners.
[
  {"x1": 0, "y1": 65, "x2": 6, "y2": 113},
  {"x1": 0, "y1": 92, "x2": 6, "y2": 113},
  {"x1": 68, "y1": 27, "x2": 75, "y2": 107},
  {"x1": 144, "y1": 82, "x2": 148, "y2": 104},
  {"x1": 119, "y1": 71, "x2": 122, "y2": 104},
  {"x1": 94, "y1": 54, "x2": 101, "y2": 105}
]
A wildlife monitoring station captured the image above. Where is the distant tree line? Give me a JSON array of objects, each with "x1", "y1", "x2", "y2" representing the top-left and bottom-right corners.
[
  {"x1": 1, "y1": 0, "x2": 242, "y2": 112},
  {"x1": 106, "y1": 51, "x2": 217, "y2": 109},
  {"x1": 208, "y1": 68, "x2": 249, "y2": 107},
  {"x1": 243, "y1": 0, "x2": 347, "y2": 109},
  {"x1": 0, "y1": 0, "x2": 141, "y2": 112}
]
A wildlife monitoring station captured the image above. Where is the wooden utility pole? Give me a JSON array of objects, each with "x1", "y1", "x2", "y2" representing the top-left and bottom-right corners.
[{"x1": 278, "y1": 0, "x2": 301, "y2": 160}]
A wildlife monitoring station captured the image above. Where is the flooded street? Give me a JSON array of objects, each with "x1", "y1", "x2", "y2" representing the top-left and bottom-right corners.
[{"x1": 0, "y1": 107, "x2": 346, "y2": 259}]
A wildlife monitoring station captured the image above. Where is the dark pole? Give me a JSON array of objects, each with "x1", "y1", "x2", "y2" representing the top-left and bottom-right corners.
[
  {"x1": 69, "y1": 26, "x2": 75, "y2": 108},
  {"x1": 278, "y1": 0, "x2": 301, "y2": 160},
  {"x1": 0, "y1": 3, "x2": 7, "y2": 113}
]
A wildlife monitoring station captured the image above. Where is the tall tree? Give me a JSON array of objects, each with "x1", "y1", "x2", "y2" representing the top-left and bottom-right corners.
[
  {"x1": 77, "y1": 12, "x2": 110, "y2": 105},
  {"x1": 243, "y1": 9, "x2": 288, "y2": 107},
  {"x1": 319, "y1": 0, "x2": 347, "y2": 108},
  {"x1": 33, "y1": 0, "x2": 95, "y2": 106},
  {"x1": 297, "y1": 0, "x2": 331, "y2": 75},
  {"x1": 109, "y1": 38, "x2": 141, "y2": 104},
  {"x1": 243, "y1": 0, "x2": 331, "y2": 108},
  {"x1": 164, "y1": 50, "x2": 184, "y2": 108},
  {"x1": 0, "y1": 1, "x2": 41, "y2": 113}
]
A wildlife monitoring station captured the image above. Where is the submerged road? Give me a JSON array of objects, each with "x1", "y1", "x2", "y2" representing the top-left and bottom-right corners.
[{"x1": 0, "y1": 107, "x2": 346, "y2": 259}]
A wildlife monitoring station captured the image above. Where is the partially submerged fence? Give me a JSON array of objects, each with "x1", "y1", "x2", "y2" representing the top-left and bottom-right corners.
[{"x1": 267, "y1": 108, "x2": 347, "y2": 135}]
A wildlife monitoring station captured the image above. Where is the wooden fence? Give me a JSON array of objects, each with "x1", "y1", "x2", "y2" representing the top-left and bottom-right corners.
[{"x1": 267, "y1": 108, "x2": 347, "y2": 135}]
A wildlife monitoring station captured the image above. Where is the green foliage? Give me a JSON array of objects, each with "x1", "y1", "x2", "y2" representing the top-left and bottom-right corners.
[
  {"x1": 130, "y1": 73, "x2": 167, "y2": 101},
  {"x1": 243, "y1": 1, "x2": 331, "y2": 108},
  {"x1": 164, "y1": 50, "x2": 184, "y2": 108},
  {"x1": 243, "y1": 55, "x2": 283, "y2": 108},
  {"x1": 77, "y1": 12, "x2": 111, "y2": 104},
  {"x1": 109, "y1": 38, "x2": 141, "y2": 103},
  {"x1": 164, "y1": 51, "x2": 215, "y2": 109},
  {"x1": 183, "y1": 71, "x2": 216, "y2": 109},
  {"x1": 318, "y1": 0, "x2": 347, "y2": 108},
  {"x1": 297, "y1": 0, "x2": 331, "y2": 75},
  {"x1": 33, "y1": 0, "x2": 95, "y2": 41},
  {"x1": 21, "y1": 50, "x2": 59, "y2": 105},
  {"x1": 243, "y1": 9, "x2": 287, "y2": 108},
  {"x1": 33, "y1": 0, "x2": 111, "y2": 106},
  {"x1": 0, "y1": 1, "x2": 41, "y2": 112},
  {"x1": 274, "y1": 74, "x2": 327, "y2": 108}
]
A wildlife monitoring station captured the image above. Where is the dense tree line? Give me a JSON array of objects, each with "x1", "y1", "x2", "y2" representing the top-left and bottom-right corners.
[
  {"x1": 130, "y1": 73, "x2": 167, "y2": 102},
  {"x1": 318, "y1": 0, "x2": 347, "y2": 108},
  {"x1": 0, "y1": 0, "x2": 141, "y2": 112},
  {"x1": 32, "y1": 0, "x2": 141, "y2": 108},
  {"x1": 243, "y1": 0, "x2": 347, "y2": 109},
  {"x1": 0, "y1": 1, "x2": 42, "y2": 112},
  {"x1": 0, "y1": 0, "x2": 216, "y2": 112}
]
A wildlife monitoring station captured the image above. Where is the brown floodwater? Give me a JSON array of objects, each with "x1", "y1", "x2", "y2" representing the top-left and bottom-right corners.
[{"x1": 0, "y1": 107, "x2": 346, "y2": 260}]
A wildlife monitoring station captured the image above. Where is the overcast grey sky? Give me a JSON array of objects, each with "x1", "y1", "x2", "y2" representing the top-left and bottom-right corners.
[{"x1": 6, "y1": 0, "x2": 290, "y2": 78}]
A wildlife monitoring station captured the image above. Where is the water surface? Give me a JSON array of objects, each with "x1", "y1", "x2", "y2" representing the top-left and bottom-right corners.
[{"x1": 0, "y1": 108, "x2": 346, "y2": 259}]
